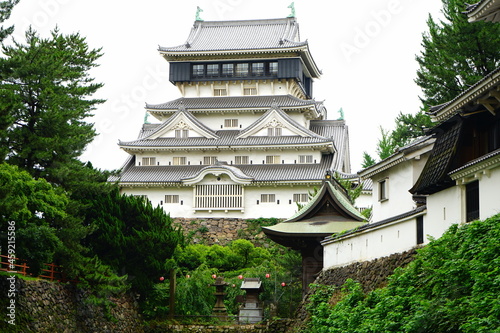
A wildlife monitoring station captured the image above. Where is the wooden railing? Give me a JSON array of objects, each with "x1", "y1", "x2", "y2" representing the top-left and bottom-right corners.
[{"x1": 0, "y1": 254, "x2": 77, "y2": 283}]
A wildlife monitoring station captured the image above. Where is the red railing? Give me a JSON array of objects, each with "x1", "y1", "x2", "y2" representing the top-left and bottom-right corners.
[{"x1": 0, "y1": 254, "x2": 77, "y2": 283}]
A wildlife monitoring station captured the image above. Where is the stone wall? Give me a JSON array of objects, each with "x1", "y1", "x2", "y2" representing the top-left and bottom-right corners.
[
  {"x1": 173, "y1": 218, "x2": 273, "y2": 245},
  {"x1": 146, "y1": 319, "x2": 295, "y2": 333},
  {"x1": 0, "y1": 276, "x2": 143, "y2": 333}
]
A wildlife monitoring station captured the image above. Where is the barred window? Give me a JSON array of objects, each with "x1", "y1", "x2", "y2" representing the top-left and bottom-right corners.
[
  {"x1": 207, "y1": 64, "x2": 219, "y2": 76},
  {"x1": 243, "y1": 87, "x2": 257, "y2": 95},
  {"x1": 142, "y1": 157, "x2": 156, "y2": 166},
  {"x1": 173, "y1": 157, "x2": 187, "y2": 165},
  {"x1": 195, "y1": 184, "x2": 243, "y2": 209},
  {"x1": 269, "y1": 62, "x2": 278, "y2": 75},
  {"x1": 235, "y1": 156, "x2": 249, "y2": 164},
  {"x1": 203, "y1": 156, "x2": 217, "y2": 165},
  {"x1": 266, "y1": 155, "x2": 280, "y2": 164},
  {"x1": 268, "y1": 127, "x2": 282, "y2": 136},
  {"x1": 293, "y1": 193, "x2": 308, "y2": 203},
  {"x1": 214, "y1": 88, "x2": 227, "y2": 96},
  {"x1": 175, "y1": 129, "x2": 189, "y2": 139},
  {"x1": 224, "y1": 119, "x2": 238, "y2": 128},
  {"x1": 261, "y1": 194, "x2": 276, "y2": 203},
  {"x1": 222, "y1": 63, "x2": 234, "y2": 76},
  {"x1": 165, "y1": 195, "x2": 179, "y2": 204},
  {"x1": 252, "y1": 62, "x2": 265, "y2": 76},
  {"x1": 235, "y1": 63, "x2": 249, "y2": 77},
  {"x1": 299, "y1": 155, "x2": 313, "y2": 164},
  {"x1": 192, "y1": 64, "x2": 204, "y2": 77}
]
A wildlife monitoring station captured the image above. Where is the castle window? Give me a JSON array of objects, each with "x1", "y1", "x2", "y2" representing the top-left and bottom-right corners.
[
  {"x1": 235, "y1": 156, "x2": 249, "y2": 164},
  {"x1": 299, "y1": 155, "x2": 313, "y2": 164},
  {"x1": 465, "y1": 180, "x2": 479, "y2": 222},
  {"x1": 293, "y1": 193, "x2": 308, "y2": 203},
  {"x1": 194, "y1": 184, "x2": 243, "y2": 209},
  {"x1": 175, "y1": 129, "x2": 189, "y2": 139},
  {"x1": 173, "y1": 157, "x2": 187, "y2": 165},
  {"x1": 207, "y1": 64, "x2": 219, "y2": 77},
  {"x1": 222, "y1": 63, "x2": 234, "y2": 77},
  {"x1": 268, "y1": 127, "x2": 282, "y2": 136},
  {"x1": 379, "y1": 178, "x2": 388, "y2": 201},
  {"x1": 224, "y1": 119, "x2": 238, "y2": 128},
  {"x1": 251, "y1": 62, "x2": 265, "y2": 76},
  {"x1": 266, "y1": 155, "x2": 280, "y2": 164},
  {"x1": 192, "y1": 64, "x2": 204, "y2": 77},
  {"x1": 269, "y1": 62, "x2": 278, "y2": 75},
  {"x1": 203, "y1": 156, "x2": 218, "y2": 165},
  {"x1": 142, "y1": 157, "x2": 156, "y2": 166},
  {"x1": 243, "y1": 87, "x2": 257, "y2": 95},
  {"x1": 235, "y1": 63, "x2": 249, "y2": 77},
  {"x1": 214, "y1": 88, "x2": 227, "y2": 96},
  {"x1": 260, "y1": 194, "x2": 276, "y2": 203},
  {"x1": 165, "y1": 195, "x2": 179, "y2": 204}
]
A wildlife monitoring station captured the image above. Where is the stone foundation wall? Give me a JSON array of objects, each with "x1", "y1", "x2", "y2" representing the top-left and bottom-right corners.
[
  {"x1": 146, "y1": 319, "x2": 295, "y2": 333},
  {"x1": 173, "y1": 218, "x2": 272, "y2": 245},
  {"x1": 0, "y1": 276, "x2": 143, "y2": 333}
]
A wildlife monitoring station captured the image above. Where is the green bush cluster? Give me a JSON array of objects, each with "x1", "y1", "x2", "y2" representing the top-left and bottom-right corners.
[{"x1": 306, "y1": 214, "x2": 500, "y2": 332}]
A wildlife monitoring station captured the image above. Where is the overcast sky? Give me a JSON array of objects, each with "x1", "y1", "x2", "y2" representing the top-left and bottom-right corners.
[{"x1": 6, "y1": 0, "x2": 444, "y2": 172}]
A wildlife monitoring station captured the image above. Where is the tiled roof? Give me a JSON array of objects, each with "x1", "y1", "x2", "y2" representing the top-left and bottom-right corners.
[
  {"x1": 410, "y1": 119, "x2": 463, "y2": 195},
  {"x1": 321, "y1": 205, "x2": 427, "y2": 245},
  {"x1": 237, "y1": 104, "x2": 326, "y2": 140},
  {"x1": 116, "y1": 154, "x2": 335, "y2": 184},
  {"x1": 465, "y1": 0, "x2": 500, "y2": 22},
  {"x1": 158, "y1": 18, "x2": 307, "y2": 53},
  {"x1": 146, "y1": 95, "x2": 323, "y2": 113},
  {"x1": 119, "y1": 130, "x2": 333, "y2": 149},
  {"x1": 311, "y1": 120, "x2": 349, "y2": 170},
  {"x1": 427, "y1": 67, "x2": 500, "y2": 123},
  {"x1": 145, "y1": 107, "x2": 218, "y2": 140}
]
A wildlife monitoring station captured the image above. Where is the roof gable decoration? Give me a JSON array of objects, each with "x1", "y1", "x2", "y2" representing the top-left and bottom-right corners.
[
  {"x1": 147, "y1": 108, "x2": 219, "y2": 140},
  {"x1": 182, "y1": 163, "x2": 254, "y2": 185},
  {"x1": 237, "y1": 104, "x2": 320, "y2": 139}
]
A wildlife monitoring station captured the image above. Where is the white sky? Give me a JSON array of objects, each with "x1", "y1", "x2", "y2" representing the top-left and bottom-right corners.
[{"x1": 6, "y1": 0, "x2": 444, "y2": 172}]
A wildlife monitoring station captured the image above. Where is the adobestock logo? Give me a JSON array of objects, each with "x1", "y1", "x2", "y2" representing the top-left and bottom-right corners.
[{"x1": 340, "y1": 0, "x2": 402, "y2": 63}]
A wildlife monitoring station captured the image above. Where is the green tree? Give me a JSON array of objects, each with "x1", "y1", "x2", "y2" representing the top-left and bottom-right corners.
[
  {"x1": 391, "y1": 111, "x2": 433, "y2": 147},
  {"x1": 0, "y1": 28, "x2": 104, "y2": 182},
  {"x1": 85, "y1": 189, "x2": 184, "y2": 300},
  {"x1": 415, "y1": 0, "x2": 500, "y2": 107},
  {"x1": 0, "y1": 163, "x2": 65, "y2": 275},
  {"x1": 0, "y1": 0, "x2": 18, "y2": 42},
  {"x1": 361, "y1": 151, "x2": 376, "y2": 168}
]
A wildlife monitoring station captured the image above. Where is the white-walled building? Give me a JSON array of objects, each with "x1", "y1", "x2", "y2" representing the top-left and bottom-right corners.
[
  {"x1": 322, "y1": 0, "x2": 500, "y2": 269},
  {"x1": 112, "y1": 17, "x2": 353, "y2": 219}
]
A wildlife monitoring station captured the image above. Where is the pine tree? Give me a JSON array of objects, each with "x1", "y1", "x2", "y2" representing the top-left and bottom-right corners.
[
  {"x1": 0, "y1": 28, "x2": 104, "y2": 182},
  {"x1": 415, "y1": 0, "x2": 500, "y2": 107}
]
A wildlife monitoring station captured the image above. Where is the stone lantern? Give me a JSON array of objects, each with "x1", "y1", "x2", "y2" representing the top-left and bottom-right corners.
[
  {"x1": 211, "y1": 276, "x2": 229, "y2": 320},
  {"x1": 239, "y1": 278, "x2": 263, "y2": 323}
]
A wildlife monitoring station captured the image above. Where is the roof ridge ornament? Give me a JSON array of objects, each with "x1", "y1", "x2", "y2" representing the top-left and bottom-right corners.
[
  {"x1": 195, "y1": 6, "x2": 204, "y2": 21},
  {"x1": 287, "y1": 2, "x2": 295, "y2": 18},
  {"x1": 179, "y1": 101, "x2": 186, "y2": 112}
]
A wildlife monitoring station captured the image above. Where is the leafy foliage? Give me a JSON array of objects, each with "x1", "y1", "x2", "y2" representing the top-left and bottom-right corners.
[
  {"x1": 0, "y1": 0, "x2": 18, "y2": 42},
  {"x1": 415, "y1": 0, "x2": 500, "y2": 107},
  {"x1": 0, "y1": 28, "x2": 104, "y2": 181},
  {"x1": 305, "y1": 214, "x2": 500, "y2": 332},
  {"x1": 85, "y1": 189, "x2": 184, "y2": 300}
]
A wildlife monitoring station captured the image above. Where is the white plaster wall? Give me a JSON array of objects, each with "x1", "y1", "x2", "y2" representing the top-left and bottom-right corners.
[
  {"x1": 355, "y1": 192, "x2": 372, "y2": 212},
  {"x1": 323, "y1": 216, "x2": 420, "y2": 269},
  {"x1": 135, "y1": 150, "x2": 323, "y2": 167},
  {"x1": 121, "y1": 183, "x2": 319, "y2": 219},
  {"x1": 371, "y1": 163, "x2": 416, "y2": 222},
  {"x1": 182, "y1": 81, "x2": 289, "y2": 97},
  {"x1": 425, "y1": 186, "x2": 462, "y2": 239},
  {"x1": 479, "y1": 166, "x2": 500, "y2": 220}
]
